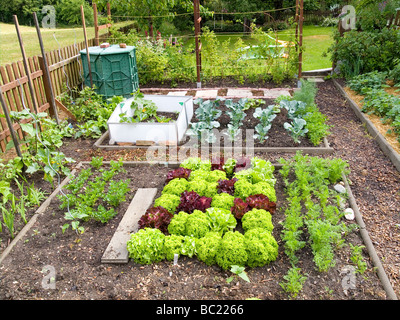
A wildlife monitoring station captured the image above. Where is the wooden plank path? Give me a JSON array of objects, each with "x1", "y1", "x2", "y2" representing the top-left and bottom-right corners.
[{"x1": 101, "y1": 188, "x2": 158, "y2": 264}]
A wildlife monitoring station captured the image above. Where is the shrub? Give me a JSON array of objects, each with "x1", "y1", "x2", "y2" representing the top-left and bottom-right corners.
[{"x1": 328, "y1": 28, "x2": 400, "y2": 78}]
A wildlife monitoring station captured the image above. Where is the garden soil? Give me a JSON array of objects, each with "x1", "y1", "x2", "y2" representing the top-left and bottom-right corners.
[{"x1": 0, "y1": 80, "x2": 399, "y2": 300}]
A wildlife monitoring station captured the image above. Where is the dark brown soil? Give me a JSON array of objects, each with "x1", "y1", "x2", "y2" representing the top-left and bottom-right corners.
[
  {"x1": 0, "y1": 163, "x2": 385, "y2": 300},
  {"x1": 139, "y1": 112, "x2": 179, "y2": 123},
  {"x1": 191, "y1": 100, "x2": 318, "y2": 148},
  {"x1": 1, "y1": 79, "x2": 399, "y2": 301}
]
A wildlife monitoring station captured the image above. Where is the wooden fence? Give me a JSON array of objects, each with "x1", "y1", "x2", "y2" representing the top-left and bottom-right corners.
[{"x1": 0, "y1": 36, "x2": 105, "y2": 153}]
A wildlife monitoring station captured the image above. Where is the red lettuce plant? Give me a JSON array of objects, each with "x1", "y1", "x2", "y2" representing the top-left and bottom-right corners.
[
  {"x1": 176, "y1": 191, "x2": 212, "y2": 214},
  {"x1": 231, "y1": 197, "x2": 249, "y2": 220},
  {"x1": 234, "y1": 157, "x2": 251, "y2": 172},
  {"x1": 211, "y1": 156, "x2": 225, "y2": 171},
  {"x1": 246, "y1": 194, "x2": 276, "y2": 214},
  {"x1": 166, "y1": 167, "x2": 191, "y2": 183},
  {"x1": 217, "y1": 178, "x2": 238, "y2": 195},
  {"x1": 138, "y1": 206, "x2": 174, "y2": 233}
]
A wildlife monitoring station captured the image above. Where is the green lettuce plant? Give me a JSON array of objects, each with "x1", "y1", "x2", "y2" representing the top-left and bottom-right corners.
[
  {"x1": 127, "y1": 228, "x2": 166, "y2": 264},
  {"x1": 216, "y1": 231, "x2": 248, "y2": 270}
]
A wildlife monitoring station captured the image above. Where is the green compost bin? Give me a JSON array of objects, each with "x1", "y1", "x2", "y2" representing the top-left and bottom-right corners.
[{"x1": 80, "y1": 44, "x2": 139, "y2": 98}]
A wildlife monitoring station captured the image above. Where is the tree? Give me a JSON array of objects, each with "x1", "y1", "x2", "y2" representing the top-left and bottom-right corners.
[{"x1": 108, "y1": 0, "x2": 180, "y2": 37}]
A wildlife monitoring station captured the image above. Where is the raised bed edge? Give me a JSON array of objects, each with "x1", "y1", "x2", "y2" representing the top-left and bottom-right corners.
[
  {"x1": 94, "y1": 130, "x2": 334, "y2": 155},
  {"x1": 333, "y1": 79, "x2": 400, "y2": 173}
]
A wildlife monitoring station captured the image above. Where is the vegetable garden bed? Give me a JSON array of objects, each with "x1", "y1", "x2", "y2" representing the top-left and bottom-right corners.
[
  {"x1": 95, "y1": 82, "x2": 334, "y2": 155},
  {"x1": 333, "y1": 79, "x2": 400, "y2": 173},
  {"x1": 0, "y1": 155, "x2": 391, "y2": 300}
]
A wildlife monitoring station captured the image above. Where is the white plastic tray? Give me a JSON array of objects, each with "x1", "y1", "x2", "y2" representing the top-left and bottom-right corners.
[{"x1": 107, "y1": 95, "x2": 193, "y2": 144}]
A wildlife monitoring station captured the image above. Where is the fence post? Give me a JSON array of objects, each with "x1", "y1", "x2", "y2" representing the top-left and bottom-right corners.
[
  {"x1": 93, "y1": 3, "x2": 99, "y2": 46},
  {"x1": 33, "y1": 12, "x2": 60, "y2": 124},
  {"x1": 81, "y1": 5, "x2": 93, "y2": 88},
  {"x1": 193, "y1": 0, "x2": 202, "y2": 88},
  {"x1": 13, "y1": 15, "x2": 40, "y2": 115},
  {"x1": 297, "y1": 0, "x2": 304, "y2": 80}
]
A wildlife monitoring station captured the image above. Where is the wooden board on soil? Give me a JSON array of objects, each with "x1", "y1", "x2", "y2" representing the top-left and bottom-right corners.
[{"x1": 101, "y1": 188, "x2": 158, "y2": 264}]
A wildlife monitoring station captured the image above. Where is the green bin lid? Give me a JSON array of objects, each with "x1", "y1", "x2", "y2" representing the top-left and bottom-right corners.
[{"x1": 80, "y1": 44, "x2": 135, "y2": 56}]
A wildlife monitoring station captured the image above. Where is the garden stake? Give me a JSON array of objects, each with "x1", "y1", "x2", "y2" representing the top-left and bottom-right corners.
[
  {"x1": 32, "y1": 12, "x2": 60, "y2": 125},
  {"x1": 0, "y1": 86, "x2": 23, "y2": 159},
  {"x1": 13, "y1": 15, "x2": 40, "y2": 115},
  {"x1": 81, "y1": 5, "x2": 93, "y2": 88}
]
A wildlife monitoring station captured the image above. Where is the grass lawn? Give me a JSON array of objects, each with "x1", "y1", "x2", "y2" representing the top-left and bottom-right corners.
[
  {"x1": 0, "y1": 21, "x2": 133, "y2": 65},
  {"x1": 278, "y1": 25, "x2": 335, "y2": 71},
  {"x1": 183, "y1": 25, "x2": 334, "y2": 71}
]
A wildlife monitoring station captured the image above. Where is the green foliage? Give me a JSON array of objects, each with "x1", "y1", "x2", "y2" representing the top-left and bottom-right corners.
[
  {"x1": 164, "y1": 234, "x2": 185, "y2": 261},
  {"x1": 328, "y1": 28, "x2": 400, "y2": 78},
  {"x1": 292, "y1": 79, "x2": 317, "y2": 106},
  {"x1": 188, "y1": 169, "x2": 226, "y2": 183},
  {"x1": 56, "y1": 0, "x2": 93, "y2": 26},
  {"x1": 279, "y1": 152, "x2": 353, "y2": 280},
  {"x1": 206, "y1": 207, "x2": 237, "y2": 235},
  {"x1": 279, "y1": 267, "x2": 307, "y2": 299},
  {"x1": 251, "y1": 182, "x2": 277, "y2": 202},
  {"x1": 242, "y1": 208, "x2": 273, "y2": 233},
  {"x1": 216, "y1": 231, "x2": 248, "y2": 270},
  {"x1": 127, "y1": 228, "x2": 165, "y2": 264},
  {"x1": 59, "y1": 158, "x2": 128, "y2": 234},
  {"x1": 188, "y1": 98, "x2": 224, "y2": 143},
  {"x1": 349, "y1": 243, "x2": 367, "y2": 274},
  {"x1": 226, "y1": 265, "x2": 250, "y2": 283},
  {"x1": 284, "y1": 118, "x2": 308, "y2": 144},
  {"x1": 61, "y1": 86, "x2": 124, "y2": 139},
  {"x1": 233, "y1": 179, "x2": 254, "y2": 200},
  {"x1": 348, "y1": 71, "x2": 388, "y2": 95}
]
